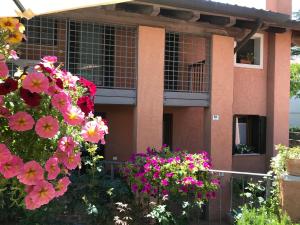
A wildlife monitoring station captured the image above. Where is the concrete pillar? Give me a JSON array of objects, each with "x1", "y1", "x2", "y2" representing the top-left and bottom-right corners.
[
  {"x1": 133, "y1": 26, "x2": 165, "y2": 153},
  {"x1": 266, "y1": 0, "x2": 292, "y2": 16},
  {"x1": 267, "y1": 32, "x2": 291, "y2": 161},
  {"x1": 204, "y1": 35, "x2": 234, "y2": 221}
]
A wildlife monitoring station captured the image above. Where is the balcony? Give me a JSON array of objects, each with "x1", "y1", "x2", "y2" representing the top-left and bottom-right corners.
[{"x1": 164, "y1": 32, "x2": 210, "y2": 107}]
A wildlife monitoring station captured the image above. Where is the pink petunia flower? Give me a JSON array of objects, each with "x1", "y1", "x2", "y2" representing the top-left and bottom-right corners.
[
  {"x1": 25, "y1": 193, "x2": 41, "y2": 210},
  {"x1": 9, "y1": 111, "x2": 35, "y2": 131},
  {"x1": 17, "y1": 161, "x2": 44, "y2": 185},
  {"x1": 30, "y1": 180, "x2": 56, "y2": 206},
  {"x1": 42, "y1": 56, "x2": 57, "y2": 63},
  {"x1": 47, "y1": 84, "x2": 62, "y2": 96},
  {"x1": 0, "y1": 61, "x2": 9, "y2": 79},
  {"x1": 62, "y1": 106, "x2": 84, "y2": 126},
  {"x1": 45, "y1": 157, "x2": 60, "y2": 180},
  {"x1": 55, "y1": 177, "x2": 71, "y2": 197},
  {"x1": 0, "y1": 106, "x2": 10, "y2": 118},
  {"x1": 51, "y1": 92, "x2": 71, "y2": 112},
  {"x1": 81, "y1": 120, "x2": 105, "y2": 143},
  {"x1": 62, "y1": 152, "x2": 81, "y2": 170},
  {"x1": 58, "y1": 136, "x2": 77, "y2": 153},
  {"x1": 0, "y1": 144, "x2": 12, "y2": 165},
  {"x1": 0, "y1": 155, "x2": 23, "y2": 178},
  {"x1": 9, "y1": 50, "x2": 19, "y2": 60},
  {"x1": 22, "y1": 72, "x2": 49, "y2": 93},
  {"x1": 53, "y1": 149, "x2": 67, "y2": 163},
  {"x1": 35, "y1": 116, "x2": 59, "y2": 138}
]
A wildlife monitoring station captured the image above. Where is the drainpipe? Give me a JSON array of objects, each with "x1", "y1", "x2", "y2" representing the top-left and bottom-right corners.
[{"x1": 234, "y1": 18, "x2": 263, "y2": 53}]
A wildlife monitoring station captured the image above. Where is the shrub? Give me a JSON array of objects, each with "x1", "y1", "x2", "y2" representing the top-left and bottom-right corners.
[{"x1": 122, "y1": 146, "x2": 219, "y2": 224}]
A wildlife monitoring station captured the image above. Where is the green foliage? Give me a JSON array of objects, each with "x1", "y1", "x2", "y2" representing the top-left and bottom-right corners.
[
  {"x1": 236, "y1": 206, "x2": 294, "y2": 225},
  {"x1": 290, "y1": 127, "x2": 300, "y2": 132},
  {"x1": 0, "y1": 165, "x2": 134, "y2": 225},
  {"x1": 290, "y1": 63, "x2": 300, "y2": 98}
]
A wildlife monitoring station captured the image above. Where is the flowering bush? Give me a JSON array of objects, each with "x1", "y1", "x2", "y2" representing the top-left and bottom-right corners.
[
  {"x1": 0, "y1": 18, "x2": 108, "y2": 210},
  {"x1": 122, "y1": 147, "x2": 219, "y2": 203}
]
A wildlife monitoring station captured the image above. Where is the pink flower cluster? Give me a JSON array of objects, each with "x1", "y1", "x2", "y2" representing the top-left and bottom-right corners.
[
  {"x1": 123, "y1": 147, "x2": 219, "y2": 202},
  {"x1": 0, "y1": 144, "x2": 71, "y2": 210},
  {"x1": 0, "y1": 56, "x2": 108, "y2": 209}
]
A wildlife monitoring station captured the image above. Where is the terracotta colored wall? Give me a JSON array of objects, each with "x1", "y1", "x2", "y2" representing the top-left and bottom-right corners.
[
  {"x1": 164, "y1": 107, "x2": 205, "y2": 152},
  {"x1": 205, "y1": 35, "x2": 234, "y2": 220},
  {"x1": 267, "y1": 32, "x2": 291, "y2": 160},
  {"x1": 94, "y1": 105, "x2": 134, "y2": 161},
  {"x1": 232, "y1": 155, "x2": 267, "y2": 173},
  {"x1": 233, "y1": 33, "x2": 268, "y2": 116},
  {"x1": 133, "y1": 26, "x2": 165, "y2": 153},
  {"x1": 266, "y1": 0, "x2": 292, "y2": 15}
]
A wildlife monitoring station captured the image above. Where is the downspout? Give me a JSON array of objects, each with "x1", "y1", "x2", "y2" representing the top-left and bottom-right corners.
[{"x1": 234, "y1": 18, "x2": 263, "y2": 54}]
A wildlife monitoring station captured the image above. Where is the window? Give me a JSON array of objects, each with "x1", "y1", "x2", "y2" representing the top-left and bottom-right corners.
[
  {"x1": 233, "y1": 115, "x2": 266, "y2": 155},
  {"x1": 164, "y1": 32, "x2": 210, "y2": 93},
  {"x1": 68, "y1": 21, "x2": 137, "y2": 89},
  {"x1": 235, "y1": 33, "x2": 263, "y2": 69},
  {"x1": 163, "y1": 113, "x2": 173, "y2": 149},
  {"x1": 26, "y1": 17, "x2": 58, "y2": 46}
]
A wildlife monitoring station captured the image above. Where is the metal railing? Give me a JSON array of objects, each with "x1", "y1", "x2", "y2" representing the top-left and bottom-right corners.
[
  {"x1": 164, "y1": 32, "x2": 210, "y2": 93},
  {"x1": 99, "y1": 161, "x2": 273, "y2": 224}
]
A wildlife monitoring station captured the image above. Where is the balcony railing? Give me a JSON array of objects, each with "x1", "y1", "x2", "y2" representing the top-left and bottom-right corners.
[{"x1": 164, "y1": 32, "x2": 210, "y2": 107}]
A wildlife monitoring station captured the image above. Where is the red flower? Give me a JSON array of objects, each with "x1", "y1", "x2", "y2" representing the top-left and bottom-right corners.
[
  {"x1": 79, "y1": 77, "x2": 96, "y2": 97},
  {"x1": 77, "y1": 96, "x2": 94, "y2": 115},
  {"x1": 20, "y1": 88, "x2": 42, "y2": 107},
  {"x1": 56, "y1": 78, "x2": 63, "y2": 89},
  {"x1": 0, "y1": 78, "x2": 18, "y2": 95}
]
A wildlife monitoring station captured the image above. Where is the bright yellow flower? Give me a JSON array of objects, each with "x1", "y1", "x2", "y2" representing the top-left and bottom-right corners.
[
  {"x1": 7, "y1": 31, "x2": 23, "y2": 44},
  {"x1": 0, "y1": 17, "x2": 19, "y2": 32}
]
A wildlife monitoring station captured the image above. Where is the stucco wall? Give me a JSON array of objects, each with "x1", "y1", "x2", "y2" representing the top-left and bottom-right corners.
[
  {"x1": 232, "y1": 155, "x2": 267, "y2": 173},
  {"x1": 233, "y1": 32, "x2": 269, "y2": 116},
  {"x1": 94, "y1": 104, "x2": 134, "y2": 161},
  {"x1": 164, "y1": 107, "x2": 205, "y2": 152}
]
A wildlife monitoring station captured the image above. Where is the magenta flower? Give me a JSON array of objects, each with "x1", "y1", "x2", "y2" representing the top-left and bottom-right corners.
[
  {"x1": 22, "y1": 72, "x2": 49, "y2": 93},
  {"x1": 35, "y1": 116, "x2": 59, "y2": 138},
  {"x1": 161, "y1": 179, "x2": 169, "y2": 187},
  {"x1": 9, "y1": 50, "x2": 19, "y2": 60},
  {"x1": 9, "y1": 111, "x2": 35, "y2": 131},
  {"x1": 131, "y1": 184, "x2": 138, "y2": 193},
  {"x1": 42, "y1": 56, "x2": 57, "y2": 63}
]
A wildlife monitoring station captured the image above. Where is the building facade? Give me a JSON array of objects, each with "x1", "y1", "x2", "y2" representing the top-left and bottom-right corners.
[{"x1": 12, "y1": 0, "x2": 297, "y2": 220}]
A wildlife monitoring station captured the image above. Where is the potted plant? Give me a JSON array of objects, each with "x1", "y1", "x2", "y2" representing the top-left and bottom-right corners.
[
  {"x1": 240, "y1": 53, "x2": 254, "y2": 65},
  {"x1": 235, "y1": 144, "x2": 255, "y2": 154},
  {"x1": 286, "y1": 147, "x2": 300, "y2": 176}
]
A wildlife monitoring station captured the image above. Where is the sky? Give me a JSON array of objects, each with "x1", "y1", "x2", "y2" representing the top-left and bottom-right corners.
[{"x1": 212, "y1": 0, "x2": 300, "y2": 13}]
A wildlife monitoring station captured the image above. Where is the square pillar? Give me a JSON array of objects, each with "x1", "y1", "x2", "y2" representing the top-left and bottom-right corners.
[
  {"x1": 267, "y1": 32, "x2": 291, "y2": 160},
  {"x1": 266, "y1": 0, "x2": 292, "y2": 16},
  {"x1": 133, "y1": 26, "x2": 165, "y2": 153},
  {"x1": 204, "y1": 35, "x2": 234, "y2": 221}
]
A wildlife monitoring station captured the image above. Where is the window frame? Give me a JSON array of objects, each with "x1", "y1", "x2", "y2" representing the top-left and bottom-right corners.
[
  {"x1": 234, "y1": 33, "x2": 264, "y2": 70},
  {"x1": 232, "y1": 114, "x2": 267, "y2": 155}
]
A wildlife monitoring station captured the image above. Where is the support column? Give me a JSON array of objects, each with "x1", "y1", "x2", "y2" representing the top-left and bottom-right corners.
[
  {"x1": 204, "y1": 35, "x2": 234, "y2": 221},
  {"x1": 267, "y1": 32, "x2": 291, "y2": 161},
  {"x1": 133, "y1": 26, "x2": 165, "y2": 153}
]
